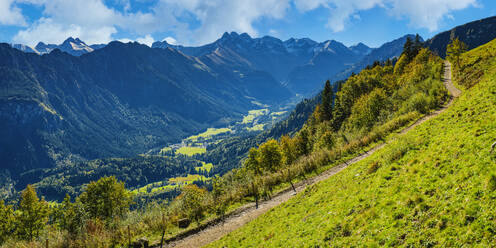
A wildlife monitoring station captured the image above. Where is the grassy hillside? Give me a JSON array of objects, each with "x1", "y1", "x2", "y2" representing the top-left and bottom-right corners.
[{"x1": 210, "y1": 40, "x2": 496, "y2": 247}]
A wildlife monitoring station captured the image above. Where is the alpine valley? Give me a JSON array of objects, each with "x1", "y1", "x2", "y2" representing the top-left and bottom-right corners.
[
  {"x1": 1, "y1": 31, "x2": 416, "y2": 201},
  {"x1": 1, "y1": 8, "x2": 496, "y2": 248}
]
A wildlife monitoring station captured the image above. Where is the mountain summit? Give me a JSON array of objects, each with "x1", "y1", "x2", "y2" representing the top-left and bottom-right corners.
[
  {"x1": 11, "y1": 37, "x2": 106, "y2": 56},
  {"x1": 152, "y1": 32, "x2": 369, "y2": 95}
]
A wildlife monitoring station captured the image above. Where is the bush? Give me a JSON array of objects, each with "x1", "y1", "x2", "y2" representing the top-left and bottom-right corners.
[
  {"x1": 487, "y1": 174, "x2": 496, "y2": 191},
  {"x1": 367, "y1": 161, "x2": 381, "y2": 174}
]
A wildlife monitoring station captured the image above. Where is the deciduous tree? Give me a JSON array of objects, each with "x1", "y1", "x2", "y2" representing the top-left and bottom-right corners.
[
  {"x1": 80, "y1": 176, "x2": 132, "y2": 221},
  {"x1": 258, "y1": 139, "x2": 283, "y2": 172}
]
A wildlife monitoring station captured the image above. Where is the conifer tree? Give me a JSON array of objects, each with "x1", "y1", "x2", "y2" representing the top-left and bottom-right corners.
[
  {"x1": 446, "y1": 37, "x2": 468, "y2": 67},
  {"x1": 0, "y1": 200, "x2": 15, "y2": 244},
  {"x1": 414, "y1": 34, "x2": 423, "y2": 55},
  {"x1": 385, "y1": 58, "x2": 392, "y2": 66},
  {"x1": 321, "y1": 80, "x2": 334, "y2": 121},
  {"x1": 16, "y1": 185, "x2": 49, "y2": 241},
  {"x1": 403, "y1": 36, "x2": 424, "y2": 62},
  {"x1": 296, "y1": 129, "x2": 310, "y2": 156}
]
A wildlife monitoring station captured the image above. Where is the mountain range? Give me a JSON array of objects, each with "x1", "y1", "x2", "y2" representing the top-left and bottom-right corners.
[
  {"x1": 0, "y1": 41, "x2": 292, "y2": 176},
  {"x1": 335, "y1": 34, "x2": 420, "y2": 79},
  {"x1": 7, "y1": 25, "x2": 483, "y2": 188},
  {"x1": 12, "y1": 32, "x2": 417, "y2": 96},
  {"x1": 152, "y1": 32, "x2": 373, "y2": 95},
  {"x1": 10, "y1": 37, "x2": 105, "y2": 56}
]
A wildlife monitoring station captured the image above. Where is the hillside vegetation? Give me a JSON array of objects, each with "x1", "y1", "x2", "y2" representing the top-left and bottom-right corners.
[
  {"x1": 0, "y1": 36, "x2": 452, "y2": 247},
  {"x1": 210, "y1": 39, "x2": 496, "y2": 247}
]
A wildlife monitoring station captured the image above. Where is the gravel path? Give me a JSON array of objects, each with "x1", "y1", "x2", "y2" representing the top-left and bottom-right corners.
[{"x1": 157, "y1": 61, "x2": 460, "y2": 248}]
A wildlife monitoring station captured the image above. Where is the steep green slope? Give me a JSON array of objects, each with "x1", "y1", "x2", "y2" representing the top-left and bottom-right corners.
[{"x1": 210, "y1": 41, "x2": 496, "y2": 247}]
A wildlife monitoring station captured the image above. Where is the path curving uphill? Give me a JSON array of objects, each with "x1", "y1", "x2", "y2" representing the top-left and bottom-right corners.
[{"x1": 159, "y1": 61, "x2": 460, "y2": 248}]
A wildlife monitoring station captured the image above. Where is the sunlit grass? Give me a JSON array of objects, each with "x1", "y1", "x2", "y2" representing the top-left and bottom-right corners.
[
  {"x1": 246, "y1": 124, "x2": 264, "y2": 131},
  {"x1": 186, "y1": 128, "x2": 232, "y2": 142},
  {"x1": 195, "y1": 161, "x2": 214, "y2": 173},
  {"x1": 209, "y1": 40, "x2": 496, "y2": 247},
  {"x1": 175, "y1": 146, "x2": 206, "y2": 156},
  {"x1": 242, "y1": 109, "x2": 269, "y2": 124}
]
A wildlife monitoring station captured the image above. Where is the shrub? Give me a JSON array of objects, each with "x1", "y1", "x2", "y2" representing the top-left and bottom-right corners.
[
  {"x1": 487, "y1": 174, "x2": 496, "y2": 191},
  {"x1": 367, "y1": 161, "x2": 381, "y2": 174}
]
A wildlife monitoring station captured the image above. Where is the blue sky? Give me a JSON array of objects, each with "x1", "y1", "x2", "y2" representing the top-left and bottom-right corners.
[{"x1": 0, "y1": 0, "x2": 494, "y2": 48}]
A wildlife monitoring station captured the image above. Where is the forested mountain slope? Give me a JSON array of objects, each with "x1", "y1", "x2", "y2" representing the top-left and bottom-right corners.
[
  {"x1": 211, "y1": 38, "x2": 496, "y2": 247},
  {"x1": 425, "y1": 15, "x2": 496, "y2": 58},
  {"x1": 335, "y1": 34, "x2": 418, "y2": 80},
  {"x1": 0, "y1": 41, "x2": 290, "y2": 177},
  {"x1": 203, "y1": 94, "x2": 321, "y2": 175}
]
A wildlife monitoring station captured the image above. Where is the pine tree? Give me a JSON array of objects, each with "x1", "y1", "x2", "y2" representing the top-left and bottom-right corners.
[
  {"x1": 414, "y1": 34, "x2": 423, "y2": 55},
  {"x1": 402, "y1": 37, "x2": 415, "y2": 61},
  {"x1": 385, "y1": 58, "x2": 392, "y2": 66},
  {"x1": 296, "y1": 129, "x2": 310, "y2": 156},
  {"x1": 16, "y1": 185, "x2": 49, "y2": 241},
  {"x1": 0, "y1": 200, "x2": 15, "y2": 244},
  {"x1": 320, "y1": 80, "x2": 334, "y2": 121}
]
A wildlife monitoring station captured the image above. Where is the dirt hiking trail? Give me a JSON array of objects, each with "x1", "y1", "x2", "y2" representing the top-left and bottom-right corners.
[{"x1": 158, "y1": 61, "x2": 460, "y2": 248}]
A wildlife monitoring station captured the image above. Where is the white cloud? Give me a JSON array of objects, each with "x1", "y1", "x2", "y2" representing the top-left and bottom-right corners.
[
  {"x1": 12, "y1": 0, "x2": 160, "y2": 45},
  {"x1": 155, "y1": 0, "x2": 292, "y2": 45},
  {"x1": 118, "y1": 35, "x2": 155, "y2": 46},
  {"x1": 13, "y1": 17, "x2": 117, "y2": 46},
  {"x1": 163, "y1": 36, "x2": 177, "y2": 45},
  {"x1": 136, "y1": 34, "x2": 155, "y2": 46},
  {"x1": 0, "y1": 0, "x2": 26, "y2": 26},
  {"x1": 10, "y1": 0, "x2": 479, "y2": 46},
  {"x1": 387, "y1": 0, "x2": 477, "y2": 32},
  {"x1": 118, "y1": 38, "x2": 133, "y2": 43},
  {"x1": 293, "y1": 0, "x2": 477, "y2": 32}
]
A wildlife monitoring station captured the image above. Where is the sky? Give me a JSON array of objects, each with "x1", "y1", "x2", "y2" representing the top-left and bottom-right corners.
[{"x1": 0, "y1": 0, "x2": 495, "y2": 48}]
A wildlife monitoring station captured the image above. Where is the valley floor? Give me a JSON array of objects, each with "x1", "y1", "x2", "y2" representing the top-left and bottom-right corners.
[{"x1": 160, "y1": 61, "x2": 460, "y2": 247}]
